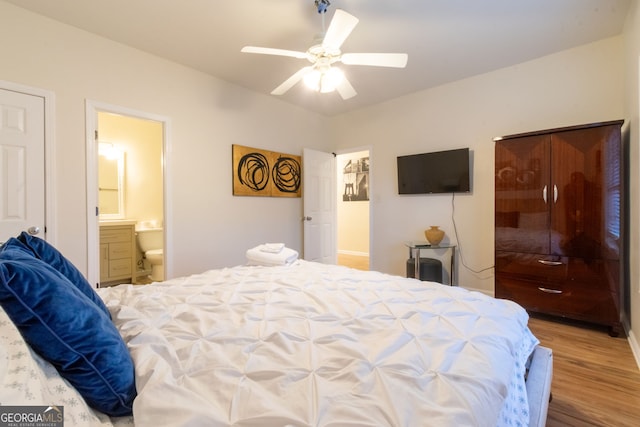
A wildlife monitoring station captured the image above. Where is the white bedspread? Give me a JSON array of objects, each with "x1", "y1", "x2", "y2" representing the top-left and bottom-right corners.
[{"x1": 98, "y1": 261, "x2": 537, "y2": 427}]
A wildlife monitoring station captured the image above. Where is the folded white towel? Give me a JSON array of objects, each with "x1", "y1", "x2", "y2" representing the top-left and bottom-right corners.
[
  {"x1": 246, "y1": 245, "x2": 299, "y2": 266},
  {"x1": 260, "y1": 243, "x2": 285, "y2": 254}
]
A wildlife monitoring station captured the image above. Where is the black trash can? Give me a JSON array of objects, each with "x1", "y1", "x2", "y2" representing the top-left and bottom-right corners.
[{"x1": 406, "y1": 257, "x2": 443, "y2": 283}]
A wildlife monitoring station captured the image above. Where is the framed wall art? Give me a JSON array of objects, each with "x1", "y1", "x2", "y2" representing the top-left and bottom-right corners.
[
  {"x1": 232, "y1": 145, "x2": 301, "y2": 198},
  {"x1": 341, "y1": 155, "x2": 369, "y2": 201}
]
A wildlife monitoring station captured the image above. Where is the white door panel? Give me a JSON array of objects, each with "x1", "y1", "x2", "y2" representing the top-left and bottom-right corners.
[
  {"x1": 303, "y1": 148, "x2": 336, "y2": 264},
  {"x1": 0, "y1": 88, "x2": 45, "y2": 242}
]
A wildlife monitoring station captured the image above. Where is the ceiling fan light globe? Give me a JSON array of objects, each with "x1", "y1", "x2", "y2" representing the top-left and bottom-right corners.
[
  {"x1": 304, "y1": 67, "x2": 344, "y2": 93},
  {"x1": 323, "y1": 67, "x2": 344, "y2": 91}
]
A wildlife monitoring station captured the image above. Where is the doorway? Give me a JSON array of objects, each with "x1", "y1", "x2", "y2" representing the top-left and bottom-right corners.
[
  {"x1": 336, "y1": 148, "x2": 371, "y2": 270},
  {"x1": 86, "y1": 101, "x2": 171, "y2": 287}
]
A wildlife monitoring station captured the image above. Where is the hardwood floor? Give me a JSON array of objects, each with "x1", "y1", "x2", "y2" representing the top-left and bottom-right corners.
[
  {"x1": 527, "y1": 315, "x2": 640, "y2": 426},
  {"x1": 337, "y1": 253, "x2": 369, "y2": 271}
]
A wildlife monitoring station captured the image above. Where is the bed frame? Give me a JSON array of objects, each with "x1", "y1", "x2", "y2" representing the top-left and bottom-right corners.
[{"x1": 526, "y1": 346, "x2": 554, "y2": 427}]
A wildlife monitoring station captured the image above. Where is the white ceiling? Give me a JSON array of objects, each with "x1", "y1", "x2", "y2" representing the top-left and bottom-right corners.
[{"x1": 5, "y1": 0, "x2": 631, "y2": 116}]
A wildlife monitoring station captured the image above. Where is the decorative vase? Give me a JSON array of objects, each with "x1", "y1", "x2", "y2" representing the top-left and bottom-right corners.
[{"x1": 425, "y1": 226, "x2": 444, "y2": 245}]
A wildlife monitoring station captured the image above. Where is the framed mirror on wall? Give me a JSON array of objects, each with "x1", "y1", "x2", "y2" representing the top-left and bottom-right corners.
[{"x1": 98, "y1": 142, "x2": 125, "y2": 219}]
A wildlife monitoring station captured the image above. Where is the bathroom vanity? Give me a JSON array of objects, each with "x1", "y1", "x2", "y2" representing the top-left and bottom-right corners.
[{"x1": 99, "y1": 221, "x2": 137, "y2": 285}]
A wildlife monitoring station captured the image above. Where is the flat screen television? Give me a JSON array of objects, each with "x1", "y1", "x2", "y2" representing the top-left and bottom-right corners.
[{"x1": 397, "y1": 148, "x2": 471, "y2": 194}]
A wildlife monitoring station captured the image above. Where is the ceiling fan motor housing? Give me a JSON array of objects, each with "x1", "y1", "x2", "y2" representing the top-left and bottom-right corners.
[
  {"x1": 315, "y1": 0, "x2": 331, "y2": 14},
  {"x1": 307, "y1": 44, "x2": 341, "y2": 64}
]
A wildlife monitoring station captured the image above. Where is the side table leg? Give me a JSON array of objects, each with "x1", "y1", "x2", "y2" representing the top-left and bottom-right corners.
[{"x1": 450, "y1": 247, "x2": 455, "y2": 286}]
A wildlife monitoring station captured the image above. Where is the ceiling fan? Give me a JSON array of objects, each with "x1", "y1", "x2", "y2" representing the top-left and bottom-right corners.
[{"x1": 241, "y1": 4, "x2": 408, "y2": 100}]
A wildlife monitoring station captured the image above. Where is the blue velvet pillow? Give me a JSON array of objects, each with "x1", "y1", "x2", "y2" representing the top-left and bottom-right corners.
[
  {"x1": 0, "y1": 251, "x2": 136, "y2": 416},
  {"x1": 13, "y1": 232, "x2": 111, "y2": 318}
]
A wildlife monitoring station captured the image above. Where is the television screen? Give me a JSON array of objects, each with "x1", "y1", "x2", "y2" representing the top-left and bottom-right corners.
[{"x1": 397, "y1": 148, "x2": 471, "y2": 194}]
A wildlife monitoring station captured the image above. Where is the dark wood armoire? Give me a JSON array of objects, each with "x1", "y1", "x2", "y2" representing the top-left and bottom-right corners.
[{"x1": 494, "y1": 120, "x2": 624, "y2": 336}]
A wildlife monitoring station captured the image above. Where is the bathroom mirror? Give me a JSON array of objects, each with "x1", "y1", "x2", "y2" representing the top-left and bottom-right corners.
[{"x1": 98, "y1": 144, "x2": 125, "y2": 219}]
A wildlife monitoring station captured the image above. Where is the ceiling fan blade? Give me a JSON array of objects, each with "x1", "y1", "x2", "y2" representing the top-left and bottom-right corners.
[
  {"x1": 271, "y1": 66, "x2": 313, "y2": 95},
  {"x1": 336, "y1": 76, "x2": 357, "y2": 100},
  {"x1": 341, "y1": 53, "x2": 408, "y2": 68},
  {"x1": 241, "y1": 46, "x2": 307, "y2": 59},
  {"x1": 322, "y1": 9, "x2": 359, "y2": 51}
]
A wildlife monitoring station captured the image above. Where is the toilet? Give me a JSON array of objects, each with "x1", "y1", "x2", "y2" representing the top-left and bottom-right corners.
[{"x1": 136, "y1": 225, "x2": 164, "y2": 281}]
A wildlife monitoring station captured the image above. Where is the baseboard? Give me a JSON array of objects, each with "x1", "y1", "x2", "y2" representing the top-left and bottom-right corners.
[
  {"x1": 628, "y1": 331, "x2": 640, "y2": 370},
  {"x1": 620, "y1": 313, "x2": 640, "y2": 370},
  {"x1": 337, "y1": 250, "x2": 369, "y2": 257},
  {"x1": 624, "y1": 323, "x2": 640, "y2": 371}
]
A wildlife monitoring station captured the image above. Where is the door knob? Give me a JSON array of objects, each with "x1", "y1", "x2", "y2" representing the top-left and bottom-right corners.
[
  {"x1": 27, "y1": 226, "x2": 40, "y2": 235},
  {"x1": 303, "y1": 216, "x2": 312, "y2": 221}
]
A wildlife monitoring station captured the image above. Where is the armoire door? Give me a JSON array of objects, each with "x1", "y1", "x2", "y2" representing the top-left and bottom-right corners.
[
  {"x1": 495, "y1": 134, "x2": 551, "y2": 255},
  {"x1": 550, "y1": 124, "x2": 621, "y2": 260}
]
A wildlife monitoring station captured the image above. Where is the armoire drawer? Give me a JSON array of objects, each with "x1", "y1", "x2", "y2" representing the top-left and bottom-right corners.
[
  {"x1": 495, "y1": 273, "x2": 619, "y2": 325},
  {"x1": 495, "y1": 251, "x2": 617, "y2": 291},
  {"x1": 495, "y1": 251, "x2": 567, "y2": 282}
]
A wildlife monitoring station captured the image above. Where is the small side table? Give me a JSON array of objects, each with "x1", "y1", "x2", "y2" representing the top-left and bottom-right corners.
[{"x1": 404, "y1": 241, "x2": 457, "y2": 286}]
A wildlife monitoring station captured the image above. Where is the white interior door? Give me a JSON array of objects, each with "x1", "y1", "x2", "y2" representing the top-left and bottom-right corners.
[
  {"x1": 303, "y1": 148, "x2": 336, "y2": 263},
  {"x1": 0, "y1": 88, "x2": 45, "y2": 242}
]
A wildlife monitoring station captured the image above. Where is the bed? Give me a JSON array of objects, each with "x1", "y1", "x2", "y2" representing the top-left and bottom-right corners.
[{"x1": 0, "y1": 234, "x2": 552, "y2": 427}]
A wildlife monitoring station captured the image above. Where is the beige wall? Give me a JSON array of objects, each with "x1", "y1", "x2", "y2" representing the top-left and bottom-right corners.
[
  {"x1": 0, "y1": 2, "x2": 327, "y2": 278},
  {"x1": 623, "y1": 1, "x2": 640, "y2": 362},
  {"x1": 330, "y1": 36, "x2": 625, "y2": 295}
]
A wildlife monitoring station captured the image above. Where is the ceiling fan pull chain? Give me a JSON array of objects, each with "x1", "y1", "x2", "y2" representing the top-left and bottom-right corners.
[
  {"x1": 320, "y1": 7, "x2": 326, "y2": 33},
  {"x1": 316, "y1": 0, "x2": 330, "y2": 33}
]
